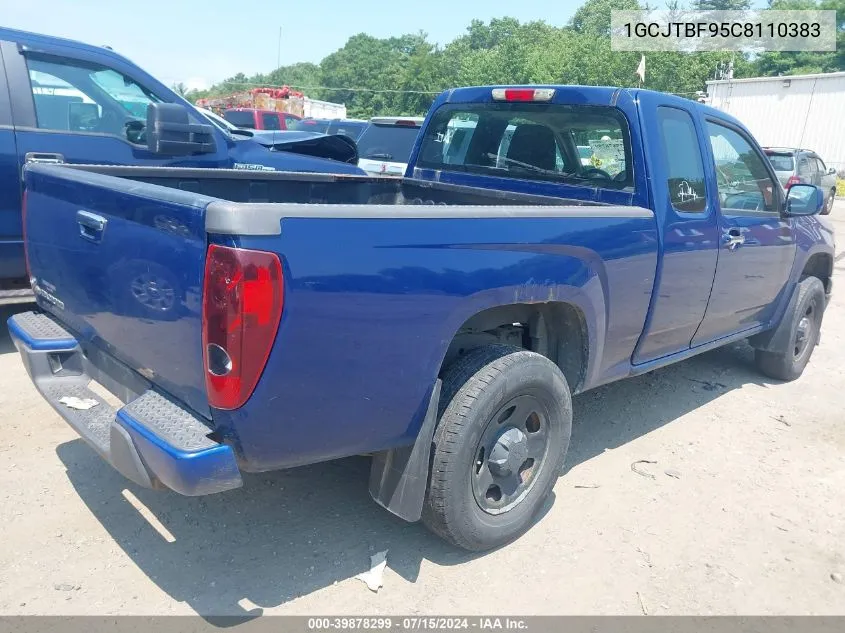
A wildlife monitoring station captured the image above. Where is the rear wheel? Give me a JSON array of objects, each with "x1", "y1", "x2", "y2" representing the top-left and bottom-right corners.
[
  {"x1": 422, "y1": 345, "x2": 572, "y2": 551},
  {"x1": 754, "y1": 276, "x2": 825, "y2": 381}
]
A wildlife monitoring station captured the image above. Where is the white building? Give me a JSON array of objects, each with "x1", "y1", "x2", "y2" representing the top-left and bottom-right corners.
[{"x1": 705, "y1": 71, "x2": 845, "y2": 172}]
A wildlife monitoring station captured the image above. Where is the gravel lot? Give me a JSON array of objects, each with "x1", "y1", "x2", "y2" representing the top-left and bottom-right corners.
[{"x1": 1, "y1": 202, "x2": 844, "y2": 616}]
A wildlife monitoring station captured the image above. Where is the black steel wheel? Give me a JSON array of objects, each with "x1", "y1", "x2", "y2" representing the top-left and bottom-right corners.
[
  {"x1": 422, "y1": 345, "x2": 572, "y2": 551},
  {"x1": 470, "y1": 394, "x2": 551, "y2": 515}
]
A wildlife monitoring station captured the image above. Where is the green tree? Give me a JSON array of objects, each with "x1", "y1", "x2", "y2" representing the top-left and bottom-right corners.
[
  {"x1": 691, "y1": 0, "x2": 752, "y2": 9},
  {"x1": 570, "y1": 0, "x2": 642, "y2": 36},
  {"x1": 753, "y1": 0, "x2": 844, "y2": 75}
]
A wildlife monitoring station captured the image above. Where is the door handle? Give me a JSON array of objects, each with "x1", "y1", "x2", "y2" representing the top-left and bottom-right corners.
[
  {"x1": 723, "y1": 229, "x2": 745, "y2": 251},
  {"x1": 24, "y1": 152, "x2": 65, "y2": 164},
  {"x1": 76, "y1": 210, "x2": 107, "y2": 243}
]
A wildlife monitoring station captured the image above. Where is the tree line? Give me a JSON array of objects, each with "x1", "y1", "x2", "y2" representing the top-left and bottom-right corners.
[{"x1": 184, "y1": 0, "x2": 844, "y2": 119}]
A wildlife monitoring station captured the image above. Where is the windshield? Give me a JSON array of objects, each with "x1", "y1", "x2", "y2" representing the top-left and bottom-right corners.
[
  {"x1": 416, "y1": 102, "x2": 633, "y2": 190},
  {"x1": 357, "y1": 124, "x2": 421, "y2": 163},
  {"x1": 224, "y1": 110, "x2": 256, "y2": 128},
  {"x1": 326, "y1": 120, "x2": 368, "y2": 140},
  {"x1": 765, "y1": 152, "x2": 795, "y2": 172},
  {"x1": 292, "y1": 119, "x2": 332, "y2": 133}
]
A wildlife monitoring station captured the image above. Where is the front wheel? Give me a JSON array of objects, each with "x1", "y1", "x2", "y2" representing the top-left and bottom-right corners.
[
  {"x1": 755, "y1": 276, "x2": 825, "y2": 381},
  {"x1": 422, "y1": 345, "x2": 572, "y2": 551},
  {"x1": 821, "y1": 190, "x2": 835, "y2": 215}
]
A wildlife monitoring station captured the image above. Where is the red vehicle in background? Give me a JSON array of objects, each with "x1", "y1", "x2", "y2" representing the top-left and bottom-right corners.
[{"x1": 223, "y1": 108, "x2": 302, "y2": 130}]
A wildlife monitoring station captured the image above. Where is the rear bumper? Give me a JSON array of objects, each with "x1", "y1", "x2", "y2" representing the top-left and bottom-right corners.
[{"x1": 8, "y1": 311, "x2": 242, "y2": 496}]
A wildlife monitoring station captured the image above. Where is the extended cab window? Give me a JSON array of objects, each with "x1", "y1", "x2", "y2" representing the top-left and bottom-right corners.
[
  {"x1": 417, "y1": 103, "x2": 633, "y2": 190},
  {"x1": 657, "y1": 107, "x2": 707, "y2": 213},
  {"x1": 706, "y1": 122, "x2": 778, "y2": 214},
  {"x1": 26, "y1": 56, "x2": 161, "y2": 139}
]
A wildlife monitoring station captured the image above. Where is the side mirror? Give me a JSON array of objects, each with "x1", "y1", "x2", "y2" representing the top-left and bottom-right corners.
[
  {"x1": 828, "y1": 167, "x2": 837, "y2": 175},
  {"x1": 785, "y1": 183, "x2": 824, "y2": 216},
  {"x1": 146, "y1": 103, "x2": 217, "y2": 156}
]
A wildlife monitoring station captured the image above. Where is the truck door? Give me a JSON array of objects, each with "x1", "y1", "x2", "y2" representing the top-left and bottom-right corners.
[
  {"x1": 0, "y1": 39, "x2": 229, "y2": 174},
  {"x1": 691, "y1": 118, "x2": 796, "y2": 344},
  {"x1": 0, "y1": 43, "x2": 24, "y2": 281},
  {"x1": 632, "y1": 95, "x2": 720, "y2": 363}
]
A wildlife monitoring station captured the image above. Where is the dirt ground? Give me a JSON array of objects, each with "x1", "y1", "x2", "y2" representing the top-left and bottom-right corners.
[{"x1": 1, "y1": 203, "x2": 844, "y2": 617}]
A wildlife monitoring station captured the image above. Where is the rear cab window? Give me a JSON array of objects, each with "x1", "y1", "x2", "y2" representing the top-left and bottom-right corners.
[
  {"x1": 764, "y1": 151, "x2": 795, "y2": 172},
  {"x1": 416, "y1": 102, "x2": 634, "y2": 191}
]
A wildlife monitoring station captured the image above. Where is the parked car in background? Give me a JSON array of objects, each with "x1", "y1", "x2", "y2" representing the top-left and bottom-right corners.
[
  {"x1": 293, "y1": 118, "x2": 368, "y2": 140},
  {"x1": 326, "y1": 119, "x2": 368, "y2": 140},
  {"x1": 293, "y1": 117, "x2": 332, "y2": 133},
  {"x1": 763, "y1": 147, "x2": 838, "y2": 214},
  {"x1": 0, "y1": 27, "x2": 365, "y2": 304},
  {"x1": 356, "y1": 116, "x2": 424, "y2": 176},
  {"x1": 223, "y1": 107, "x2": 301, "y2": 131},
  {"x1": 198, "y1": 108, "x2": 360, "y2": 165}
]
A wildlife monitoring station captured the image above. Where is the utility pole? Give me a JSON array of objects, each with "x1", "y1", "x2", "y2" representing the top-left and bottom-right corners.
[{"x1": 276, "y1": 26, "x2": 282, "y2": 71}]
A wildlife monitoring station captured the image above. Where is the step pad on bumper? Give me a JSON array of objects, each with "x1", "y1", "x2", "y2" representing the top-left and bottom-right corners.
[
  {"x1": 121, "y1": 391, "x2": 218, "y2": 452},
  {"x1": 8, "y1": 311, "x2": 242, "y2": 496},
  {"x1": 41, "y1": 383, "x2": 114, "y2": 455},
  {"x1": 8, "y1": 310, "x2": 76, "y2": 350}
]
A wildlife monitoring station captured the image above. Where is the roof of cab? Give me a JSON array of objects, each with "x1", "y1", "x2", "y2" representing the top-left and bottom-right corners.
[
  {"x1": 438, "y1": 84, "x2": 748, "y2": 129},
  {"x1": 0, "y1": 26, "x2": 135, "y2": 66}
]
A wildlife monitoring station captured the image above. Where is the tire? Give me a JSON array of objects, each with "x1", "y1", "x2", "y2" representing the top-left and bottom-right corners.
[
  {"x1": 754, "y1": 276, "x2": 825, "y2": 381},
  {"x1": 422, "y1": 345, "x2": 572, "y2": 551},
  {"x1": 821, "y1": 190, "x2": 835, "y2": 215}
]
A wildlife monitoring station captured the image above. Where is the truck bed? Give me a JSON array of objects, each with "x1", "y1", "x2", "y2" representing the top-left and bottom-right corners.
[{"x1": 20, "y1": 163, "x2": 657, "y2": 480}]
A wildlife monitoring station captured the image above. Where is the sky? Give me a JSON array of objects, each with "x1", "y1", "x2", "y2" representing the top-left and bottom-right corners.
[{"x1": 2, "y1": 0, "x2": 590, "y2": 91}]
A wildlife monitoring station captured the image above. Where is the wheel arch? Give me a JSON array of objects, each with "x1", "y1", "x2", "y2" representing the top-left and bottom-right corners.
[
  {"x1": 437, "y1": 301, "x2": 592, "y2": 394},
  {"x1": 801, "y1": 251, "x2": 833, "y2": 295}
]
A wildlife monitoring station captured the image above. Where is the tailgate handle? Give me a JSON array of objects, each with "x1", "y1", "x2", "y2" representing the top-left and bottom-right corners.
[{"x1": 77, "y1": 210, "x2": 107, "y2": 243}]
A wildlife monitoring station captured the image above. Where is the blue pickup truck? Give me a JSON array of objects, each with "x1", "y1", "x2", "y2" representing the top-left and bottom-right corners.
[
  {"x1": 0, "y1": 27, "x2": 364, "y2": 304},
  {"x1": 8, "y1": 85, "x2": 834, "y2": 551}
]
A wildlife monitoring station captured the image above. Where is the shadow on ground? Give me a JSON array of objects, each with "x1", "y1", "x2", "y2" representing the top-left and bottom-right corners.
[{"x1": 49, "y1": 337, "x2": 772, "y2": 618}]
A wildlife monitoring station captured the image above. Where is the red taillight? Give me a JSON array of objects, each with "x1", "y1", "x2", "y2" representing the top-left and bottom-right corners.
[
  {"x1": 785, "y1": 175, "x2": 801, "y2": 189},
  {"x1": 393, "y1": 120, "x2": 419, "y2": 127},
  {"x1": 491, "y1": 88, "x2": 555, "y2": 102},
  {"x1": 202, "y1": 244, "x2": 284, "y2": 410},
  {"x1": 21, "y1": 190, "x2": 31, "y2": 279}
]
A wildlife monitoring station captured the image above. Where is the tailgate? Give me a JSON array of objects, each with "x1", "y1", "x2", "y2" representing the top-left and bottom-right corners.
[{"x1": 24, "y1": 164, "x2": 212, "y2": 417}]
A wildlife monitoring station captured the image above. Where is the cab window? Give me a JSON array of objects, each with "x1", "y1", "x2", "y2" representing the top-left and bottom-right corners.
[
  {"x1": 25, "y1": 55, "x2": 162, "y2": 141},
  {"x1": 261, "y1": 112, "x2": 281, "y2": 130},
  {"x1": 657, "y1": 107, "x2": 707, "y2": 213},
  {"x1": 706, "y1": 121, "x2": 778, "y2": 214}
]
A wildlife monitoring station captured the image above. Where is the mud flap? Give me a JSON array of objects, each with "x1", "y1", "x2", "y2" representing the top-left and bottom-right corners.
[
  {"x1": 368, "y1": 380, "x2": 441, "y2": 522},
  {"x1": 748, "y1": 280, "x2": 824, "y2": 352}
]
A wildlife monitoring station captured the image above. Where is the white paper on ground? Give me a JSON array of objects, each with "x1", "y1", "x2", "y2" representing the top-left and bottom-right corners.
[
  {"x1": 58, "y1": 396, "x2": 99, "y2": 411},
  {"x1": 355, "y1": 550, "x2": 388, "y2": 592}
]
